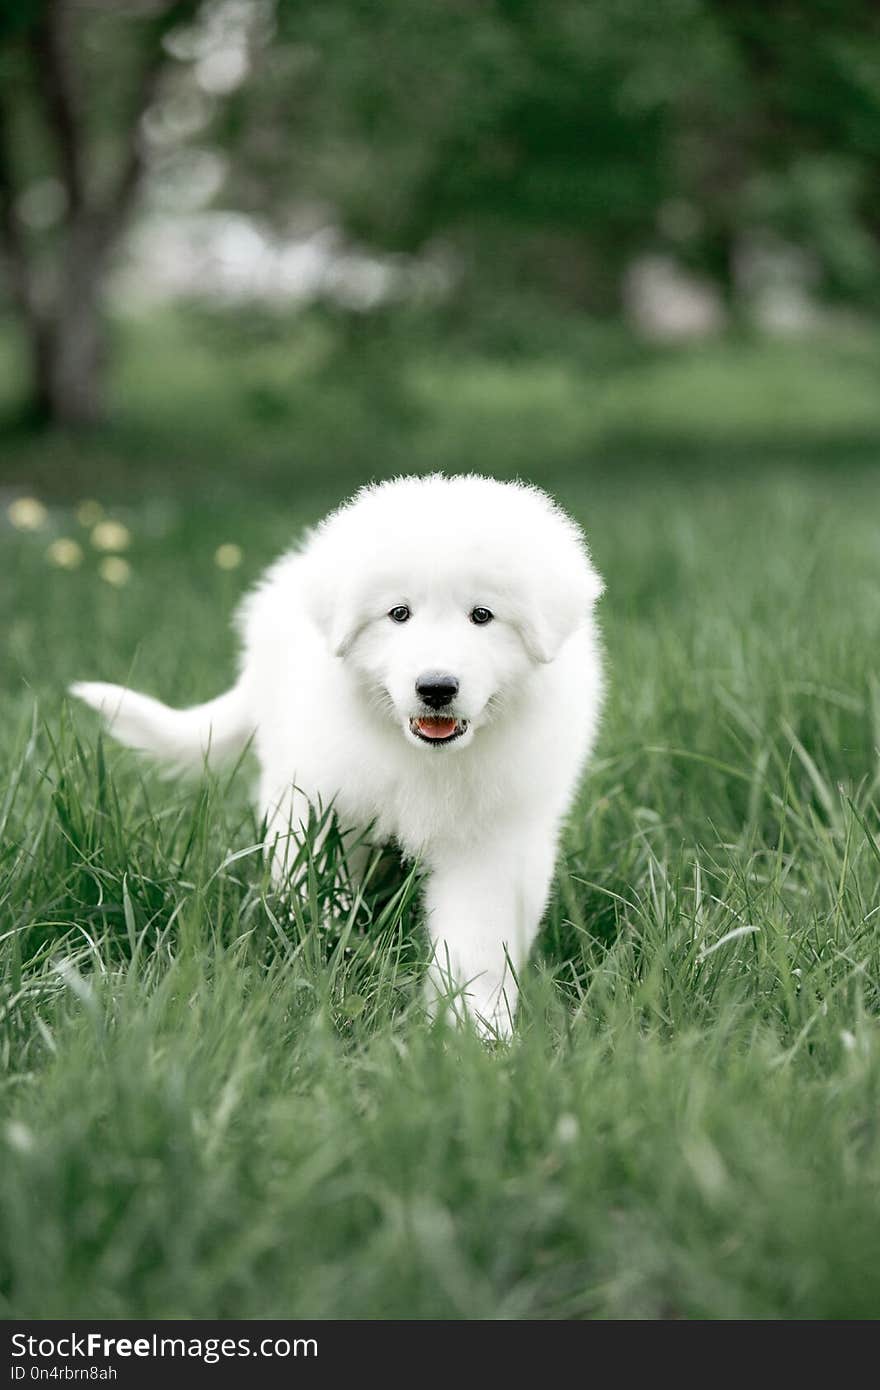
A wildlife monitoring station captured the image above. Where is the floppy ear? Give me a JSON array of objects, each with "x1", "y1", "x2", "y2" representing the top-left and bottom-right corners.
[
  {"x1": 301, "y1": 561, "x2": 368, "y2": 658},
  {"x1": 516, "y1": 556, "x2": 604, "y2": 664},
  {"x1": 327, "y1": 590, "x2": 366, "y2": 658},
  {"x1": 305, "y1": 575, "x2": 364, "y2": 657}
]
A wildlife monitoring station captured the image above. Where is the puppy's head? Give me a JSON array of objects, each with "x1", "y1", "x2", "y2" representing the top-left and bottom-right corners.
[{"x1": 304, "y1": 476, "x2": 603, "y2": 751}]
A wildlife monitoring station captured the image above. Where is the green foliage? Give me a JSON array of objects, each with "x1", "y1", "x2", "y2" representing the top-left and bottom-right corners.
[
  {"x1": 0, "y1": 0, "x2": 43, "y2": 44},
  {"x1": 1, "y1": 315, "x2": 880, "y2": 1316},
  {"x1": 241, "y1": 0, "x2": 880, "y2": 306},
  {"x1": 3, "y1": 0, "x2": 880, "y2": 426}
]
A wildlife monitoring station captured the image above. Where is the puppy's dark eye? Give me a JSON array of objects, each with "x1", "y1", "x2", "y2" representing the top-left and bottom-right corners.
[
  {"x1": 388, "y1": 605, "x2": 411, "y2": 623},
  {"x1": 470, "y1": 607, "x2": 493, "y2": 625}
]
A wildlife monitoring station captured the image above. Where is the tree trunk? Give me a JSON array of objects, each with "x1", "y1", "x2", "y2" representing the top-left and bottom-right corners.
[
  {"x1": 1, "y1": 2, "x2": 202, "y2": 427},
  {"x1": 28, "y1": 239, "x2": 107, "y2": 428},
  {"x1": 31, "y1": 300, "x2": 105, "y2": 429}
]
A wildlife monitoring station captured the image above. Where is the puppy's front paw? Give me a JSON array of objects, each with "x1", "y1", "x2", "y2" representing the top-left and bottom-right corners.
[
  {"x1": 471, "y1": 986, "x2": 516, "y2": 1043},
  {"x1": 425, "y1": 970, "x2": 516, "y2": 1042}
]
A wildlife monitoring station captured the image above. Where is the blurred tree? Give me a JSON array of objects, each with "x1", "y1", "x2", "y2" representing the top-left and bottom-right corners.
[
  {"x1": 0, "y1": 0, "x2": 198, "y2": 425},
  {"x1": 227, "y1": 0, "x2": 724, "y2": 311},
  {"x1": 646, "y1": 0, "x2": 880, "y2": 311},
  {"x1": 228, "y1": 0, "x2": 880, "y2": 313},
  {"x1": 2, "y1": 0, "x2": 880, "y2": 428}
]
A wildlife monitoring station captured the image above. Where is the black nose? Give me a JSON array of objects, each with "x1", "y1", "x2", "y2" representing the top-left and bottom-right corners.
[{"x1": 415, "y1": 672, "x2": 459, "y2": 709}]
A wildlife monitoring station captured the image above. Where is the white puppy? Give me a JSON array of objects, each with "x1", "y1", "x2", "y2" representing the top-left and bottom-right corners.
[{"x1": 72, "y1": 474, "x2": 604, "y2": 1036}]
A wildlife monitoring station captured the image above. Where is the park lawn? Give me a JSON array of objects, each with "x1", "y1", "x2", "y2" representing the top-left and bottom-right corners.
[{"x1": 1, "y1": 311, "x2": 880, "y2": 1318}]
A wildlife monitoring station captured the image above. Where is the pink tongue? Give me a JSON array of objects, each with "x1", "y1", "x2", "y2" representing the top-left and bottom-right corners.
[{"x1": 417, "y1": 717, "x2": 457, "y2": 739}]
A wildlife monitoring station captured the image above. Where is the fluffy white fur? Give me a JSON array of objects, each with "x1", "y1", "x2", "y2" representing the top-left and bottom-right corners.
[{"x1": 72, "y1": 474, "x2": 605, "y2": 1037}]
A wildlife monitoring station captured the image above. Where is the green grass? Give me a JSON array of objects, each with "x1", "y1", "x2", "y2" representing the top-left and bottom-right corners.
[{"x1": 2, "y1": 310, "x2": 880, "y2": 1318}]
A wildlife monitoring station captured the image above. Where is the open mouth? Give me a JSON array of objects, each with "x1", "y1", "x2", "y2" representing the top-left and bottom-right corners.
[{"x1": 409, "y1": 715, "x2": 468, "y2": 746}]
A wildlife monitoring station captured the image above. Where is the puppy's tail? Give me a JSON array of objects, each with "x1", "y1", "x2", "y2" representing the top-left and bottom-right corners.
[{"x1": 69, "y1": 678, "x2": 253, "y2": 774}]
